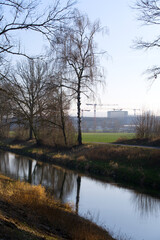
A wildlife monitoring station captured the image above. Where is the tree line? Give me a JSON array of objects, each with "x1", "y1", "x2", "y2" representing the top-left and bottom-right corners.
[{"x1": 0, "y1": 0, "x2": 105, "y2": 146}]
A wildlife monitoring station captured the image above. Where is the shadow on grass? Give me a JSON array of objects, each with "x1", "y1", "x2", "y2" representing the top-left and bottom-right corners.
[{"x1": 0, "y1": 218, "x2": 45, "y2": 240}]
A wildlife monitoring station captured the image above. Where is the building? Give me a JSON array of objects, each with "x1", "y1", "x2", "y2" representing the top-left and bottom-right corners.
[{"x1": 107, "y1": 110, "x2": 128, "y2": 119}]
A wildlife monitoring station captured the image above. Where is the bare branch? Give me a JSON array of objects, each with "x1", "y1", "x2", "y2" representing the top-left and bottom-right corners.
[
  {"x1": 0, "y1": 0, "x2": 76, "y2": 59},
  {"x1": 134, "y1": 0, "x2": 160, "y2": 82}
]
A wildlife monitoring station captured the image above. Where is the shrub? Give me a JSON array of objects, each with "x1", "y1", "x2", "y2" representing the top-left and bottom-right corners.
[{"x1": 135, "y1": 112, "x2": 160, "y2": 139}]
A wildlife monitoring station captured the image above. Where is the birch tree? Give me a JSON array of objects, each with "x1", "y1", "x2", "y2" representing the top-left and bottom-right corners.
[{"x1": 55, "y1": 11, "x2": 106, "y2": 145}]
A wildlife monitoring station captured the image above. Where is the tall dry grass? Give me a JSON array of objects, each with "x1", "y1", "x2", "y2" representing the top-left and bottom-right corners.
[
  {"x1": 85, "y1": 145, "x2": 160, "y2": 168},
  {"x1": 0, "y1": 175, "x2": 114, "y2": 240}
]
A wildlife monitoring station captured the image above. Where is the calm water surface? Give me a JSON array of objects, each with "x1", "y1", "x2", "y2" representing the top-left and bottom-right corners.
[{"x1": 0, "y1": 151, "x2": 160, "y2": 240}]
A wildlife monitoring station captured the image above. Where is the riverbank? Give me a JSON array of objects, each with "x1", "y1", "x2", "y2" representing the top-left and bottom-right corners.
[
  {"x1": 0, "y1": 174, "x2": 114, "y2": 240},
  {"x1": 116, "y1": 137, "x2": 160, "y2": 147},
  {"x1": 0, "y1": 138, "x2": 160, "y2": 196}
]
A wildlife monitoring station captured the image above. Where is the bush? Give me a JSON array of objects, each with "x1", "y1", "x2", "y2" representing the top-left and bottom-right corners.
[{"x1": 135, "y1": 112, "x2": 160, "y2": 139}]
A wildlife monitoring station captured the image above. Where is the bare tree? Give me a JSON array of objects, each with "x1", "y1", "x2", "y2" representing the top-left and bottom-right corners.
[
  {"x1": 135, "y1": 111, "x2": 160, "y2": 139},
  {"x1": 1, "y1": 57, "x2": 75, "y2": 146},
  {"x1": 0, "y1": 0, "x2": 75, "y2": 60},
  {"x1": 2, "y1": 59, "x2": 51, "y2": 142},
  {"x1": 134, "y1": 0, "x2": 160, "y2": 79},
  {"x1": 55, "y1": 10, "x2": 106, "y2": 145},
  {"x1": 0, "y1": 86, "x2": 12, "y2": 137},
  {"x1": 58, "y1": 87, "x2": 69, "y2": 145},
  {"x1": 41, "y1": 83, "x2": 72, "y2": 146}
]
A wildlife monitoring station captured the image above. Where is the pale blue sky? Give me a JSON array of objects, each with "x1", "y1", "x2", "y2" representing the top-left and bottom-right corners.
[
  {"x1": 14, "y1": 0, "x2": 160, "y2": 116},
  {"x1": 76, "y1": 0, "x2": 160, "y2": 116}
]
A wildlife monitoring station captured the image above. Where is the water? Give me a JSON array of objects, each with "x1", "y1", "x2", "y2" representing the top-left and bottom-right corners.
[{"x1": 0, "y1": 150, "x2": 160, "y2": 240}]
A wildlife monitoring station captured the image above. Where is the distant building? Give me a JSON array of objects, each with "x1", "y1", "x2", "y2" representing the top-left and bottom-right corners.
[
  {"x1": 70, "y1": 113, "x2": 136, "y2": 133},
  {"x1": 107, "y1": 111, "x2": 128, "y2": 119}
]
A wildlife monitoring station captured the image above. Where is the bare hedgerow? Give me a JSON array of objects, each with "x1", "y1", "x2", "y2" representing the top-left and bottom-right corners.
[{"x1": 134, "y1": 112, "x2": 160, "y2": 139}]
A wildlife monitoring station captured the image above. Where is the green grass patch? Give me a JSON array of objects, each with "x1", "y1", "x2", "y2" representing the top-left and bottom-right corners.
[{"x1": 82, "y1": 132, "x2": 135, "y2": 143}]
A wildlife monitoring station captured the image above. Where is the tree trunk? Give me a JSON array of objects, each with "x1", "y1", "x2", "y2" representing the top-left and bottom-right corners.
[
  {"x1": 77, "y1": 79, "x2": 82, "y2": 145},
  {"x1": 30, "y1": 123, "x2": 40, "y2": 145},
  {"x1": 60, "y1": 89, "x2": 67, "y2": 146},
  {"x1": 29, "y1": 125, "x2": 33, "y2": 140},
  {"x1": 61, "y1": 116, "x2": 67, "y2": 146},
  {"x1": 29, "y1": 111, "x2": 33, "y2": 140}
]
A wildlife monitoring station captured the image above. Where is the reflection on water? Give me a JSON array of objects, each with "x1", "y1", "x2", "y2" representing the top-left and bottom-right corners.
[
  {"x1": 76, "y1": 176, "x2": 81, "y2": 214},
  {"x1": 0, "y1": 151, "x2": 77, "y2": 203},
  {"x1": 0, "y1": 151, "x2": 160, "y2": 240},
  {"x1": 131, "y1": 192, "x2": 160, "y2": 218}
]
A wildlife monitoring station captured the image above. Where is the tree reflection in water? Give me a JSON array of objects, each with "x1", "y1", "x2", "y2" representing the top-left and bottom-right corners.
[
  {"x1": 59, "y1": 171, "x2": 67, "y2": 201},
  {"x1": 1, "y1": 151, "x2": 160, "y2": 220},
  {"x1": 76, "y1": 176, "x2": 81, "y2": 214},
  {"x1": 0, "y1": 151, "x2": 77, "y2": 204},
  {"x1": 131, "y1": 192, "x2": 160, "y2": 218}
]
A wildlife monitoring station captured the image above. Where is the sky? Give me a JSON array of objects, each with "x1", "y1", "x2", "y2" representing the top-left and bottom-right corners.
[
  {"x1": 75, "y1": 0, "x2": 160, "y2": 117},
  {"x1": 14, "y1": 0, "x2": 160, "y2": 117}
]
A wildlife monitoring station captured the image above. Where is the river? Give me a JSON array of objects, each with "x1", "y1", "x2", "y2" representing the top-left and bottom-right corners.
[{"x1": 0, "y1": 150, "x2": 160, "y2": 240}]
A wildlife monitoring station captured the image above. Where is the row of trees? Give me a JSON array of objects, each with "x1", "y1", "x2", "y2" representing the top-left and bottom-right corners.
[{"x1": 0, "y1": 1, "x2": 105, "y2": 146}]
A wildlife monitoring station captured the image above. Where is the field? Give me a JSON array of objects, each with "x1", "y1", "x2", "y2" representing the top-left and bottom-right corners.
[{"x1": 82, "y1": 132, "x2": 135, "y2": 143}]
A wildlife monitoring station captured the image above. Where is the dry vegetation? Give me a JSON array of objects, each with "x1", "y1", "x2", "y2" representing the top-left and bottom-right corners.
[
  {"x1": 0, "y1": 174, "x2": 114, "y2": 240},
  {"x1": 1, "y1": 138, "x2": 160, "y2": 193},
  {"x1": 85, "y1": 145, "x2": 160, "y2": 168},
  {"x1": 83, "y1": 144, "x2": 160, "y2": 192}
]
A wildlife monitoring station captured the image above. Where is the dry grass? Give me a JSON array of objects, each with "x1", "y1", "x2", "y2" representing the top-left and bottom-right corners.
[
  {"x1": 77, "y1": 155, "x2": 87, "y2": 162},
  {"x1": 85, "y1": 145, "x2": 160, "y2": 168},
  {"x1": 10, "y1": 144, "x2": 25, "y2": 149},
  {"x1": 0, "y1": 212, "x2": 58, "y2": 240},
  {"x1": 0, "y1": 174, "x2": 114, "y2": 240},
  {"x1": 30, "y1": 148, "x2": 46, "y2": 155},
  {"x1": 83, "y1": 145, "x2": 160, "y2": 190},
  {"x1": 53, "y1": 153, "x2": 70, "y2": 159}
]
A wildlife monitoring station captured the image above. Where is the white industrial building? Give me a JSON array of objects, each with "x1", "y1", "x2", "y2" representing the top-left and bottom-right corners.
[{"x1": 107, "y1": 110, "x2": 128, "y2": 119}]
